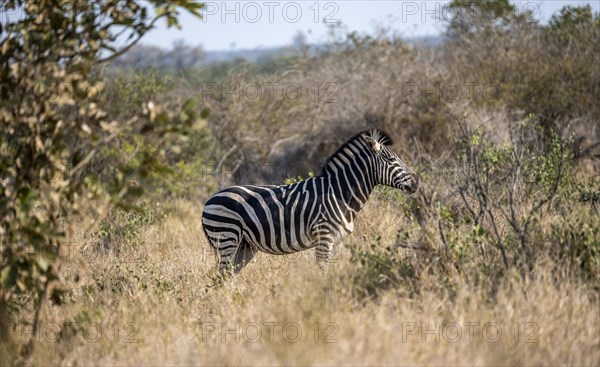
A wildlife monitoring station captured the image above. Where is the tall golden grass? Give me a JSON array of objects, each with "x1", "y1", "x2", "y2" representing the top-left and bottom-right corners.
[{"x1": 2, "y1": 194, "x2": 598, "y2": 366}]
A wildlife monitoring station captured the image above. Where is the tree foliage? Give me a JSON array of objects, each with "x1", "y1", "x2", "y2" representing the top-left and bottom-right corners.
[
  {"x1": 549, "y1": 4, "x2": 599, "y2": 31},
  {"x1": 0, "y1": 0, "x2": 203, "y2": 355},
  {"x1": 445, "y1": 0, "x2": 531, "y2": 38}
]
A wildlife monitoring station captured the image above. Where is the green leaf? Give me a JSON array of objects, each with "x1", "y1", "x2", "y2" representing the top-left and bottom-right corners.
[
  {"x1": 1, "y1": 265, "x2": 17, "y2": 289},
  {"x1": 182, "y1": 98, "x2": 197, "y2": 112},
  {"x1": 36, "y1": 256, "x2": 50, "y2": 272},
  {"x1": 200, "y1": 107, "x2": 210, "y2": 118}
]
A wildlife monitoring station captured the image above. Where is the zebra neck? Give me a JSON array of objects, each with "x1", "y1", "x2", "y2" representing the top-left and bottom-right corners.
[{"x1": 324, "y1": 160, "x2": 376, "y2": 219}]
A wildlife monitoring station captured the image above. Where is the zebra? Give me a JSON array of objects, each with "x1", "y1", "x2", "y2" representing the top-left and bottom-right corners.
[{"x1": 201, "y1": 129, "x2": 418, "y2": 274}]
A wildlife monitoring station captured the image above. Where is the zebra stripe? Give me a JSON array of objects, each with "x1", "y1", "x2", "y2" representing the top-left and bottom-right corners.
[{"x1": 201, "y1": 129, "x2": 418, "y2": 274}]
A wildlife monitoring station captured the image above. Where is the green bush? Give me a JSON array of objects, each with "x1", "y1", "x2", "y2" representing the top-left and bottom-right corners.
[
  {"x1": 346, "y1": 236, "x2": 419, "y2": 300},
  {"x1": 550, "y1": 210, "x2": 600, "y2": 284}
]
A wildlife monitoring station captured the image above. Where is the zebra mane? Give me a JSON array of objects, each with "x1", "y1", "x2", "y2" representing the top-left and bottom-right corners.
[
  {"x1": 321, "y1": 129, "x2": 393, "y2": 175},
  {"x1": 361, "y1": 129, "x2": 393, "y2": 146}
]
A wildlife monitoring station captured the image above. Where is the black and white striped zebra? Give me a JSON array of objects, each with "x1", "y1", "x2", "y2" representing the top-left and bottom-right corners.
[{"x1": 201, "y1": 129, "x2": 418, "y2": 274}]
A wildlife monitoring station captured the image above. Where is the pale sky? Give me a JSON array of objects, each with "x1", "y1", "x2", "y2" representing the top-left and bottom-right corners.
[{"x1": 138, "y1": 1, "x2": 600, "y2": 51}]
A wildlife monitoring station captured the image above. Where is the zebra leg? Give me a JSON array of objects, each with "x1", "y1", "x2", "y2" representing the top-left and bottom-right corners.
[
  {"x1": 213, "y1": 236, "x2": 242, "y2": 276},
  {"x1": 232, "y1": 241, "x2": 257, "y2": 274},
  {"x1": 315, "y1": 241, "x2": 335, "y2": 273}
]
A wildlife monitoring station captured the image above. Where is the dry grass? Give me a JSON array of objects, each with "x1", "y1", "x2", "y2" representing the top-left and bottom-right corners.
[
  {"x1": 2, "y1": 194, "x2": 598, "y2": 366},
  {"x1": 2, "y1": 15, "x2": 599, "y2": 367}
]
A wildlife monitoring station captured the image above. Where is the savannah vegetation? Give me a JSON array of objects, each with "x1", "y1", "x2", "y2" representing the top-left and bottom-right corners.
[{"x1": 1, "y1": 0, "x2": 599, "y2": 365}]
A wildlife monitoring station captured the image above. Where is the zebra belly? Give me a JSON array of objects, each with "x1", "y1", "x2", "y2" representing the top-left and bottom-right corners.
[{"x1": 243, "y1": 215, "x2": 316, "y2": 255}]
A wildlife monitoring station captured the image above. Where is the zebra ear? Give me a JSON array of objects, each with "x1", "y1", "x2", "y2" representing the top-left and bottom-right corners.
[{"x1": 364, "y1": 136, "x2": 382, "y2": 154}]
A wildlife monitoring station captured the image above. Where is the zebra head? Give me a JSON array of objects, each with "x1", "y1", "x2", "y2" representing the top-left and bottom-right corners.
[{"x1": 362, "y1": 130, "x2": 418, "y2": 194}]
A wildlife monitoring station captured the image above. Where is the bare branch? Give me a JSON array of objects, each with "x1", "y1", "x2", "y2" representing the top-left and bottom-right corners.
[{"x1": 95, "y1": 15, "x2": 166, "y2": 65}]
